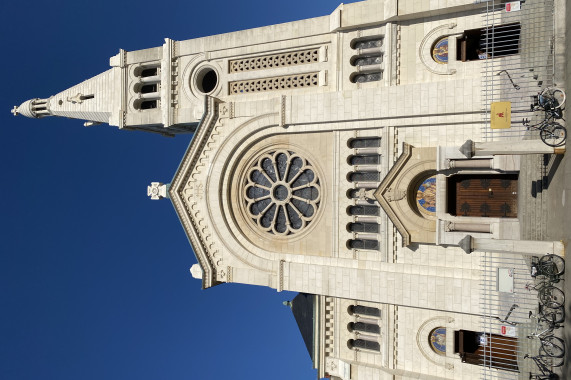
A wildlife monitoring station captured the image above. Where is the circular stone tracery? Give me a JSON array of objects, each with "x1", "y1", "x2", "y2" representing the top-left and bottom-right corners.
[{"x1": 244, "y1": 150, "x2": 321, "y2": 236}]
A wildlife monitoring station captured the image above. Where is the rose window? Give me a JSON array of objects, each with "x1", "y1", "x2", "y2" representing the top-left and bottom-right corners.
[{"x1": 244, "y1": 150, "x2": 321, "y2": 235}]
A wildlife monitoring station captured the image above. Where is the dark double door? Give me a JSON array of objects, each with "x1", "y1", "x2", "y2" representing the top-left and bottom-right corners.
[
  {"x1": 448, "y1": 174, "x2": 518, "y2": 218},
  {"x1": 455, "y1": 330, "x2": 519, "y2": 372}
]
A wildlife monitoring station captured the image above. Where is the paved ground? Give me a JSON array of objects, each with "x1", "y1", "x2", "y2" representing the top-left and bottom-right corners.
[
  {"x1": 503, "y1": 0, "x2": 570, "y2": 377},
  {"x1": 554, "y1": 0, "x2": 570, "y2": 377}
]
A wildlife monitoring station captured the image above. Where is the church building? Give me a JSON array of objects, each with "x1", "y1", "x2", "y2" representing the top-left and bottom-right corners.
[{"x1": 12, "y1": 0, "x2": 567, "y2": 379}]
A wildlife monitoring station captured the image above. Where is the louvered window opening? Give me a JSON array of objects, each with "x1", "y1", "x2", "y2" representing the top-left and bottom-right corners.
[
  {"x1": 140, "y1": 67, "x2": 158, "y2": 77},
  {"x1": 350, "y1": 155, "x2": 381, "y2": 165},
  {"x1": 349, "y1": 339, "x2": 381, "y2": 352},
  {"x1": 349, "y1": 206, "x2": 380, "y2": 216},
  {"x1": 134, "y1": 64, "x2": 161, "y2": 111},
  {"x1": 349, "y1": 322, "x2": 380, "y2": 334},
  {"x1": 352, "y1": 39, "x2": 383, "y2": 50},
  {"x1": 351, "y1": 36, "x2": 383, "y2": 83},
  {"x1": 349, "y1": 138, "x2": 381, "y2": 148},
  {"x1": 349, "y1": 305, "x2": 381, "y2": 317},
  {"x1": 229, "y1": 48, "x2": 320, "y2": 73},
  {"x1": 348, "y1": 239, "x2": 379, "y2": 250},
  {"x1": 350, "y1": 172, "x2": 381, "y2": 182},
  {"x1": 229, "y1": 72, "x2": 319, "y2": 95},
  {"x1": 347, "y1": 137, "x2": 381, "y2": 251},
  {"x1": 353, "y1": 56, "x2": 382, "y2": 66},
  {"x1": 348, "y1": 222, "x2": 379, "y2": 233}
]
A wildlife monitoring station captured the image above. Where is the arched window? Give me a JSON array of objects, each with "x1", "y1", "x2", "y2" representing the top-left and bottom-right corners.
[
  {"x1": 349, "y1": 138, "x2": 381, "y2": 149},
  {"x1": 347, "y1": 223, "x2": 379, "y2": 233},
  {"x1": 138, "y1": 100, "x2": 157, "y2": 110},
  {"x1": 351, "y1": 37, "x2": 383, "y2": 50},
  {"x1": 348, "y1": 339, "x2": 380, "y2": 352},
  {"x1": 134, "y1": 64, "x2": 161, "y2": 110},
  {"x1": 140, "y1": 67, "x2": 158, "y2": 77},
  {"x1": 348, "y1": 305, "x2": 381, "y2": 317},
  {"x1": 351, "y1": 72, "x2": 383, "y2": 84},
  {"x1": 348, "y1": 322, "x2": 380, "y2": 334},
  {"x1": 347, "y1": 239, "x2": 379, "y2": 250},
  {"x1": 349, "y1": 172, "x2": 381, "y2": 182},
  {"x1": 349, "y1": 155, "x2": 381, "y2": 165},
  {"x1": 140, "y1": 84, "x2": 158, "y2": 94},
  {"x1": 352, "y1": 56, "x2": 382, "y2": 67},
  {"x1": 348, "y1": 206, "x2": 380, "y2": 216},
  {"x1": 349, "y1": 36, "x2": 383, "y2": 84}
]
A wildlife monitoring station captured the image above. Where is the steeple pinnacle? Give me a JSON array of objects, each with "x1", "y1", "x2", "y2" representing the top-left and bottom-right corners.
[{"x1": 11, "y1": 98, "x2": 52, "y2": 118}]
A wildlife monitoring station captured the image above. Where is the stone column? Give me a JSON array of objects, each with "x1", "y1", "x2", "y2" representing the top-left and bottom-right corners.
[
  {"x1": 354, "y1": 215, "x2": 378, "y2": 223},
  {"x1": 460, "y1": 139, "x2": 565, "y2": 157},
  {"x1": 458, "y1": 235, "x2": 564, "y2": 255},
  {"x1": 354, "y1": 232, "x2": 378, "y2": 240},
  {"x1": 448, "y1": 159, "x2": 493, "y2": 169},
  {"x1": 446, "y1": 222, "x2": 491, "y2": 233},
  {"x1": 354, "y1": 147, "x2": 379, "y2": 155}
]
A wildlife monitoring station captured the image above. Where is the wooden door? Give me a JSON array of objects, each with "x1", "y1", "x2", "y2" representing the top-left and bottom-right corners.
[{"x1": 448, "y1": 174, "x2": 518, "y2": 218}]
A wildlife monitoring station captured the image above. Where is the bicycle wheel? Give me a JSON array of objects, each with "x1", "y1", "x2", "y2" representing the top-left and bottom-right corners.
[
  {"x1": 541, "y1": 306, "x2": 565, "y2": 324},
  {"x1": 541, "y1": 87, "x2": 566, "y2": 109},
  {"x1": 540, "y1": 123, "x2": 567, "y2": 147},
  {"x1": 539, "y1": 286, "x2": 565, "y2": 309},
  {"x1": 537, "y1": 351, "x2": 565, "y2": 369},
  {"x1": 539, "y1": 254, "x2": 565, "y2": 276},
  {"x1": 540, "y1": 336, "x2": 565, "y2": 358}
]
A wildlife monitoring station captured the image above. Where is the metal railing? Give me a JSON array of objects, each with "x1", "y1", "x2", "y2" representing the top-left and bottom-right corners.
[{"x1": 481, "y1": 0, "x2": 556, "y2": 141}]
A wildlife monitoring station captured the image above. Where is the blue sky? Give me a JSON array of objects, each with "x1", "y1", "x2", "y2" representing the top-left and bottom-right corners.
[{"x1": 0, "y1": 1, "x2": 359, "y2": 379}]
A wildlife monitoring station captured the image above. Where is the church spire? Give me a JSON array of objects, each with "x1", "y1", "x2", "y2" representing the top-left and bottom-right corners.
[
  {"x1": 11, "y1": 41, "x2": 199, "y2": 137},
  {"x1": 11, "y1": 69, "x2": 116, "y2": 126}
]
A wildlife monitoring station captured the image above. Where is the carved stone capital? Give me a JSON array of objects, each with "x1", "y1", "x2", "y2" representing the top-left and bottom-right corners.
[{"x1": 386, "y1": 187, "x2": 406, "y2": 202}]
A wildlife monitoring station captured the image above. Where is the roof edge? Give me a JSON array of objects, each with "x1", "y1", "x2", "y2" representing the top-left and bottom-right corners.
[{"x1": 169, "y1": 96, "x2": 221, "y2": 289}]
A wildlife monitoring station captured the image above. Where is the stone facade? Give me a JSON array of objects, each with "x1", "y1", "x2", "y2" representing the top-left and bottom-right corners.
[{"x1": 12, "y1": 0, "x2": 567, "y2": 379}]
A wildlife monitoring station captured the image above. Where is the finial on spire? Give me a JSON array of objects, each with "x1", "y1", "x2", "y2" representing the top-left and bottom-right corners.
[
  {"x1": 11, "y1": 106, "x2": 19, "y2": 116},
  {"x1": 190, "y1": 264, "x2": 203, "y2": 279},
  {"x1": 147, "y1": 182, "x2": 169, "y2": 200}
]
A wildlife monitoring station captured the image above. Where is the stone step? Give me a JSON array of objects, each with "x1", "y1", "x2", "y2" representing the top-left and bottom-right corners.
[{"x1": 519, "y1": 153, "x2": 550, "y2": 241}]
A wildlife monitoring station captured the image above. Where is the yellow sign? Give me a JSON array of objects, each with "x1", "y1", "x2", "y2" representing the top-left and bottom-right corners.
[{"x1": 491, "y1": 102, "x2": 511, "y2": 129}]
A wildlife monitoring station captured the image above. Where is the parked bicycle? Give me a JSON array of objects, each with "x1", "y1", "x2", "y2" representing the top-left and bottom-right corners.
[
  {"x1": 531, "y1": 87, "x2": 566, "y2": 114},
  {"x1": 530, "y1": 304, "x2": 565, "y2": 325},
  {"x1": 525, "y1": 353, "x2": 563, "y2": 379},
  {"x1": 527, "y1": 318, "x2": 565, "y2": 358},
  {"x1": 525, "y1": 281, "x2": 565, "y2": 309},
  {"x1": 523, "y1": 87, "x2": 567, "y2": 147},
  {"x1": 531, "y1": 254, "x2": 565, "y2": 283},
  {"x1": 522, "y1": 118, "x2": 566, "y2": 147}
]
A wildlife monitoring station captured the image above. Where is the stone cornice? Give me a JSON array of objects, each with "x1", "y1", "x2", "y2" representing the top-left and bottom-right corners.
[{"x1": 169, "y1": 96, "x2": 220, "y2": 289}]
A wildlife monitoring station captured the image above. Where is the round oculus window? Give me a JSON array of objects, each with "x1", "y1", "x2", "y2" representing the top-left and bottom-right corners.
[
  {"x1": 432, "y1": 37, "x2": 448, "y2": 64},
  {"x1": 429, "y1": 327, "x2": 446, "y2": 355},
  {"x1": 243, "y1": 150, "x2": 321, "y2": 236},
  {"x1": 195, "y1": 67, "x2": 218, "y2": 94},
  {"x1": 416, "y1": 176, "x2": 437, "y2": 215}
]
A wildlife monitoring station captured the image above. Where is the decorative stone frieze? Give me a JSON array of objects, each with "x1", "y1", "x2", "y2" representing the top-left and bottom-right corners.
[
  {"x1": 229, "y1": 48, "x2": 320, "y2": 73},
  {"x1": 229, "y1": 72, "x2": 319, "y2": 94}
]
